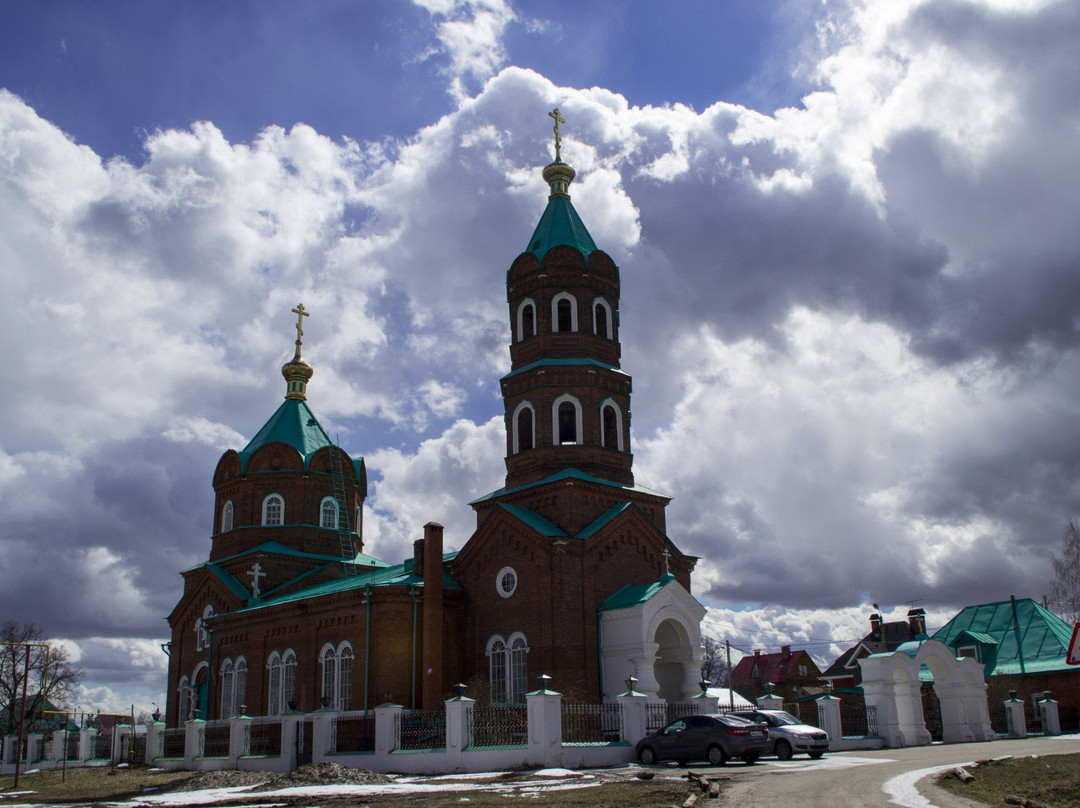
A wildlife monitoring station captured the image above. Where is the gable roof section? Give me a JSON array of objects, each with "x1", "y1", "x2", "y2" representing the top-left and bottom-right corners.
[
  {"x1": 599, "y1": 573, "x2": 677, "y2": 612},
  {"x1": 525, "y1": 194, "x2": 597, "y2": 260},
  {"x1": 496, "y1": 503, "x2": 568, "y2": 538},
  {"x1": 470, "y1": 467, "x2": 669, "y2": 506},
  {"x1": 184, "y1": 540, "x2": 390, "y2": 573},
  {"x1": 821, "y1": 620, "x2": 919, "y2": 679},
  {"x1": 731, "y1": 648, "x2": 818, "y2": 686},
  {"x1": 931, "y1": 598, "x2": 1076, "y2": 675}
]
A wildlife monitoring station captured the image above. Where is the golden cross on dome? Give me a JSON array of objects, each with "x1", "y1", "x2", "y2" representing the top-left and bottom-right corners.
[
  {"x1": 291, "y1": 303, "x2": 309, "y2": 353},
  {"x1": 549, "y1": 108, "x2": 565, "y2": 162}
]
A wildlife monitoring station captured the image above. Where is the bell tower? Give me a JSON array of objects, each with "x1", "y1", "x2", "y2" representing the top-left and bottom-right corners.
[{"x1": 502, "y1": 108, "x2": 633, "y2": 490}]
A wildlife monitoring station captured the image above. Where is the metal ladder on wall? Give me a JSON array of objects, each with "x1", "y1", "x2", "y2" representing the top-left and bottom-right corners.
[{"x1": 328, "y1": 441, "x2": 357, "y2": 576}]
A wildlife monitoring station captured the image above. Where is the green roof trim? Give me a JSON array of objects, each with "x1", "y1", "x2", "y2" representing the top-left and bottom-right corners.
[
  {"x1": 183, "y1": 541, "x2": 385, "y2": 573},
  {"x1": 470, "y1": 468, "x2": 669, "y2": 506},
  {"x1": 955, "y1": 631, "x2": 998, "y2": 646},
  {"x1": 205, "y1": 564, "x2": 254, "y2": 602},
  {"x1": 525, "y1": 195, "x2": 597, "y2": 260},
  {"x1": 930, "y1": 598, "x2": 1077, "y2": 676},
  {"x1": 579, "y1": 502, "x2": 637, "y2": 539},
  {"x1": 495, "y1": 503, "x2": 568, "y2": 538},
  {"x1": 232, "y1": 553, "x2": 462, "y2": 614},
  {"x1": 502, "y1": 357, "x2": 626, "y2": 381},
  {"x1": 600, "y1": 574, "x2": 677, "y2": 612}
]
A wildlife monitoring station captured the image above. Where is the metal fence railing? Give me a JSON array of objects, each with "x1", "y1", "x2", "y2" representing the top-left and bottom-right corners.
[
  {"x1": 396, "y1": 710, "x2": 446, "y2": 751},
  {"x1": 468, "y1": 705, "x2": 527, "y2": 748},
  {"x1": 244, "y1": 720, "x2": 283, "y2": 757},
  {"x1": 645, "y1": 700, "x2": 698, "y2": 732},
  {"x1": 784, "y1": 701, "x2": 821, "y2": 728},
  {"x1": 198, "y1": 723, "x2": 230, "y2": 758},
  {"x1": 64, "y1": 732, "x2": 80, "y2": 760},
  {"x1": 92, "y1": 733, "x2": 112, "y2": 759},
  {"x1": 839, "y1": 703, "x2": 878, "y2": 738},
  {"x1": 159, "y1": 728, "x2": 185, "y2": 759},
  {"x1": 331, "y1": 713, "x2": 375, "y2": 753},
  {"x1": 561, "y1": 702, "x2": 621, "y2": 744}
]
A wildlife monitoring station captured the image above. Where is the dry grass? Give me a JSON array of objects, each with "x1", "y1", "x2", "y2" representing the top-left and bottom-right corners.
[
  {"x1": 0, "y1": 765, "x2": 690, "y2": 807},
  {"x1": 936, "y1": 753, "x2": 1080, "y2": 808},
  {"x1": 0, "y1": 765, "x2": 193, "y2": 802}
]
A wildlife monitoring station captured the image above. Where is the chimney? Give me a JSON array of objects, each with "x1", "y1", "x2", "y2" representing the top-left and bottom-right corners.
[
  {"x1": 413, "y1": 538, "x2": 425, "y2": 575},
  {"x1": 870, "y1": 613, "x2": 882, "y2": 638},
  {"x1": 421, "y1": 522, "x2": 444, "y2": 710},
  {"x1": 780, "y1": 645, "x2": 791, "y2": 659},
  {"x1": 907, "y1": 608, "x2": 926, "y2": 636}
]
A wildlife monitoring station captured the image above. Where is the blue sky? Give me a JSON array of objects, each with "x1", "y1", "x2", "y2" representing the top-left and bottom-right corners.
[{"x1": 1, "y1": 0, "x2": 1079, "y2": 714}]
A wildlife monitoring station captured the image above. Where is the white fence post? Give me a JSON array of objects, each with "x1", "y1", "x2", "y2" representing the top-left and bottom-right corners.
[
  {"x1": 617, "y1": 690, "x2": 648, "y2": 746},
  {"x1": 146, "y1": 721, "x2": 164, "y2": 762},
  {"x1": 1038, "y1": 693, "x2": 1061, "y2": 736},
  {"x1": 816, "y1": 696, "x2": 842, "y2": 742},
  {"x1": 526, "y1": 676, "x2": 562, "y2": 768},
  {"x1": 310, "y1": 709, "x2": 336, "y2": 763},
  {"x1": 229, "y1": 715, "x2": 251, "y2": 764}
]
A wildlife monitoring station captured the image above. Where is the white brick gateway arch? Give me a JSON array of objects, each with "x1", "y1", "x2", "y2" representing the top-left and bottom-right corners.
[{"x1": 858, "y1": 639, "x2": 993, "y2": 747}]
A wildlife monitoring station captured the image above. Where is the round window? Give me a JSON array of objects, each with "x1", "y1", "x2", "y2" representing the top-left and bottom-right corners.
[{"x1": 496, "y1": 566, "x2": 518, "y2": 598}]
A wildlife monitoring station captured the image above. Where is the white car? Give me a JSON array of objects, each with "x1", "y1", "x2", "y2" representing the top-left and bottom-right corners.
[{"x1": 729, "y1": 709, "x2": 829, "y2": 760}]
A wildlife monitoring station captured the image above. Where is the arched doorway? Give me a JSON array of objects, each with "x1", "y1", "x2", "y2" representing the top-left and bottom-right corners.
[{"x1": 654, "y1": 619, "x2": 694, "y2": 701}]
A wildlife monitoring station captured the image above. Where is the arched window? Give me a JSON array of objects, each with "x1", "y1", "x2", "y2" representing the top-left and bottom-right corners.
[
  {"x1": 262, "y1": 494, "x2": 284, "y2": 526},
  {"x1": 600, "y1": 399, "x2": 623, "y2": 451},
  {"x1": 220, "y1": 659, "x2": 235, "y2": 718},
  {"x1": 320, "y1": 497, "x2": 339, "y2": 529},
  {"x1": 593, "y1": 299, "x2": 612, "y2": 339},
  {"x1": 195, "y1": 604, "x2": 214, "y2": 651},
  {"x1": 177, "y1": 676, "x2": 190, "y2": 727},
  {"x1": 552, "y1": 292, "x2": 577, "y2": 332},
  {"x1": 487, "y1": 636, "x2": 508, "y2": 704},
  {"x1": 320, "y1": 642, "x2": 353, "y2": 711},
  {"x1": 282, "y1": 650, "x2": 297, "y2": 711},
  {"x1": 509, "y1": 633, "x2": 529, "y2": 704},
  {"x1": 267, "y1": 652, "x2": 282, "y2": 716},
  {"x1": 221, "y1": 500, "x2": 234, "y2": 533},
  {"x1": 552, "y1": 394, "x2": 582, "y2": 445},
  {"x1": 487, "y1": 633, "x2": 530, "y2": 704},
  {"x1": 234, "y1": 657, "x2": 247, "y2": 715},
  {"x1": 516, "y1": 299, "x2": 537, "y2": 342},
  {"x1": 512, "y1": 401, "x2": 535, "y2": 453}
]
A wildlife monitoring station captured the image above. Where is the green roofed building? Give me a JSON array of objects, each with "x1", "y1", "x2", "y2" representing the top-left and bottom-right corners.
[{"x1": 931, "y1": 598, "x2": 1080, "y2": 730}]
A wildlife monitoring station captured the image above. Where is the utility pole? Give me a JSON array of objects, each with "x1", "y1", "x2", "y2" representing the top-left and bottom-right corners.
[{"x1": 726, "y1": 640, "x2": 734, "y2": 710}]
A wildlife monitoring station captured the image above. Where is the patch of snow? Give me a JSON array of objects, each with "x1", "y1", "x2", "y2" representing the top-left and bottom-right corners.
[{"x1": 527, "y1": 768, "x2": 586, "y2": 778}]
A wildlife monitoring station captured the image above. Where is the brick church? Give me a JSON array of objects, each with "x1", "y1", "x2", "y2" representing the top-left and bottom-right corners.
[{"x1": 165, "y1": 114, "x2": 706, "y2": 726}]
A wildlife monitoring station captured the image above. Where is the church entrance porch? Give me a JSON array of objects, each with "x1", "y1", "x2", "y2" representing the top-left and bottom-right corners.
[{"x1": 599, "y1": 574, "x2": 706, "y2": 702}]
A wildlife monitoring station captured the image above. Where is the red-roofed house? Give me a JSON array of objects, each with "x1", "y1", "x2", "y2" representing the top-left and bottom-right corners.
[{"x1": 731, "y1": 646, "x2": 823, "y2": 702}]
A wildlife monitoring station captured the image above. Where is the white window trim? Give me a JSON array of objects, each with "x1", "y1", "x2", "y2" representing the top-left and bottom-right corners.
[
  {"x1": 599, "y1": 398, "x2": 624, "y2": 451},
  {"x1": 262, "y1": 493, "x2": 285, "y2": 526},
  {"x1": 486, "y1": 632, "x2": 529, "y2": 704},
  {"x1": 516, "y1": 299, "x2": 537, "y2": 341},
  {"x1": 320, "y1": 496, "x2": 339, "y2": 529},
  {"x1": 220, "y1": 658, "x2": 235, "y2": 718},
  {"x1": 496, "y1": 566, "x2": 518, "y2": 598},
  {"x1": 592, "y1": 297, "x2": 613, "y2": 338},
  {"x1": 177, "y1": 675, "x2": 190, "y2": 727},
  {"x1": 511, "y1": 401, "x2": 536, "y2": 454},
  {"x1": 552, "y1": 393, "x2": 583, "y2": 445},
  {"x1": 551, "y1": 292, "x2": 578, "y2": 332},
  {"x1": 221, "y1": 500, "x2": 234, "y2": 533},
  {"x1": 195, "y1": 605, "x2": 214, "y2": 651}
]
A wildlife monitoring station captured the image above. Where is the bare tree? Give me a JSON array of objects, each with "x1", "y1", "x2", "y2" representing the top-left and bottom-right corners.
[
  {"x1": 1049, "y1": 520, "x2": 1080, "y2": 626},
  {"x1": 0, "y1": 621, "x2": 83, "y2": 733},
  {"x1": 700, "y1": 636, "x2": 729, "y2": 686}
]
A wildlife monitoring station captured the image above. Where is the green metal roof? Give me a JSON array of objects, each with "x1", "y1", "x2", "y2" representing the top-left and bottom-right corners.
[
  {"x1": 238, "y1": 398, "x2": 333, "y2": 472},
  {"x1": 183, "y1": 541, "x2": 384, "y2": 574},
  {"x1": 931, "y1": 598, "x2": 1077, "y2": 676},
  {"x1": 525, "y1": 195, "x2": 597, "y2": 260},
  {"x1": 600, "y1": 574, "x2": 676, "y2": 612},
  {"x1": 502, "y1": 357, "x2": 626, "y2": 381},
  {"x1": 232, "y1": 553, "x2": 462, "y2": 614},
  {"x1": 470, "y1": 468, "x2": 669, "y2": 506},
  {"x1": 496, "y1": 503, "x2": 568, "y2": 538}
]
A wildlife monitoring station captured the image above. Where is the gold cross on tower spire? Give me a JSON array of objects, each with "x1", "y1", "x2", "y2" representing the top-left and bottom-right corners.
[
  {"x1": 291, "y1": 303, "x2": 309, "y2": 358},
  {"x1": 549, "y1": 107, "x2": 566, "y2": 163}
]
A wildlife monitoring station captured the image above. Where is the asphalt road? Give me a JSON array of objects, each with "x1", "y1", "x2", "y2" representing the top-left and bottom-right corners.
[{"x1": 658, "y1": 735, "x2": 1080, "y2": 808}]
